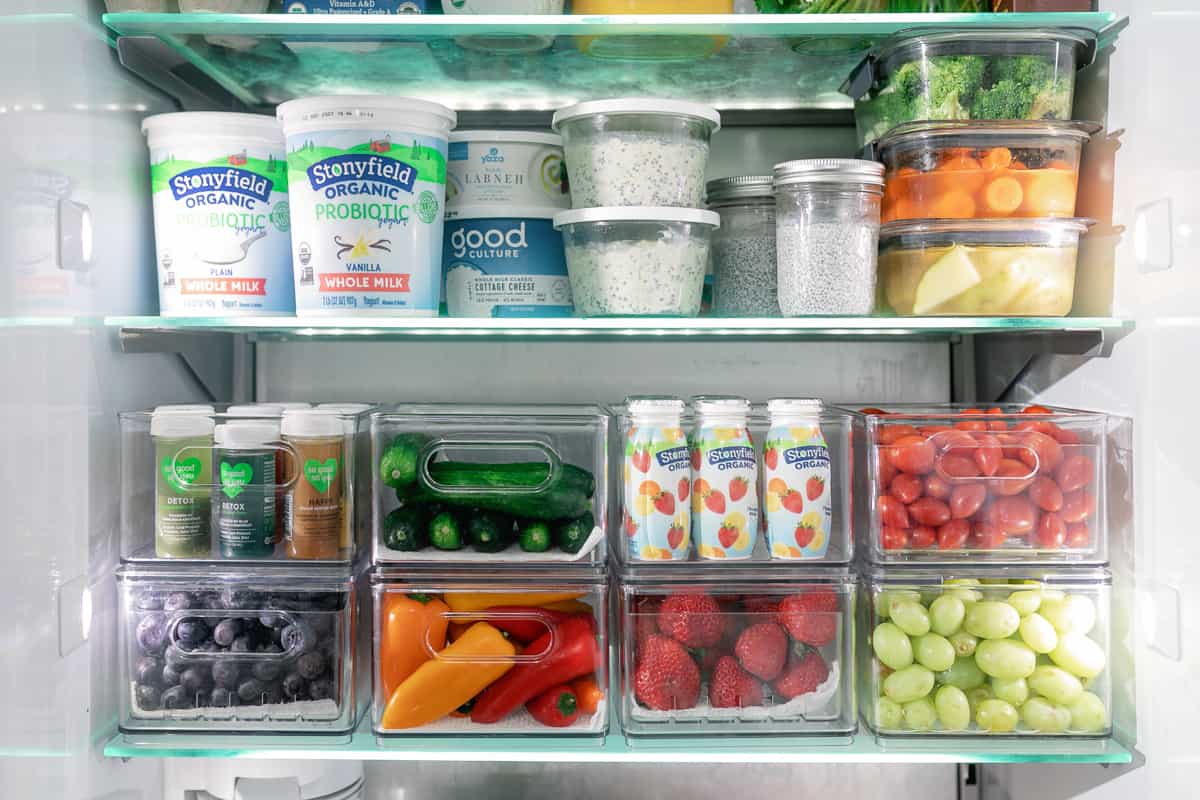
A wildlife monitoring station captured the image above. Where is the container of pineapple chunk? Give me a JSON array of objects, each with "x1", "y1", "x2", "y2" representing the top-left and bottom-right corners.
[{"x1": 877, "y1": 218, "x2": 1093, "y2": 317}]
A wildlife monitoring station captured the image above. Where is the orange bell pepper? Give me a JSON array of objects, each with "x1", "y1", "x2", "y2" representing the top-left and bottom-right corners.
[
  {"x1": 443, "y1": 591, "x2": 583, "y2": 613},
  {"x1": 571, "y1": 674, "x2": 605, "y2": 715},
  {"x1": 380, "y1": 592, "x2": 449, "y2": 700}
]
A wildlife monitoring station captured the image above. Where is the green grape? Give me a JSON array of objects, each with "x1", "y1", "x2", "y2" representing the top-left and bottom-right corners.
[
  {"x1": 875, "y1": 590, "x2": 922, "y2": 619},
  {"x1": 929, "y1": 595, "x2": 965, "y2": 637},
  {"x1": 946, "y1": 578, "x2": 982, "y2": 586},
  {"x1": 991, "y1": 677, "x2": 1030, "y2": 707},
  {"x1": 946, "y1": 587, "x2": 983, "y2": 605},
  {"x1": 891, "y1": 600, "x2": 932, "y2": 637},
  {"x1": 883, "y1": 665, "x2": 935, "y2": 704},
  {"x1": 903, "y1": 697, "x2": 938, "y2": 731},
  {"x1": 1040, "y1": 594, "x2": 1097, "y2": 636},
  {"x1": 934, "y1": 685, "x2": 970, "y2": 731},
  {"x1": 979, "y1": 578, "x2": 1010, "y2": 586},
  {"x1": 914, "y1": 633, "x2": 956, "y2": 672},
  {"x1": 1021, "y1": 697, "x2": 1071, "y2": 733},
  {"x1": 975, "y1": 639, "x2": 1037, "y2": 680},
  {"x1": 1018, "y1": 612, "x2": 1058, "y2": 654},
  {"x1": 964, "y1": 601, "x2": 1021, "y2": 640},
  {"x1": 937, "y1": 657, "x2": 986, "y2": 691},
  {"x1": 1007, "y1": 589, "x2": 1043, "y2": 617},
  {"x1": 1067, "y1": 691, "x2": 1109, "y2": 733},
  {"x1": 966, "y1": 685, "x2": 993, "y2": 719},
  {"x1": 949, "y1": 631, "x2": 978, "y2": 657},
  {"x1": 1050, "y1": 632, "x2": 1107, "y2": 679},
  {"x1": 1040, "y1": 588, "x2": 1067, "y2": 602},
  {"x1": 1028, "y1": 665, "x2": 1085, "y2": 705},
  {"x1": 876, "y1": 697, "x2": 904, "y2": 730},
  {"x1": 872, "y1": 622, "x2": 914, "y2": 670},
  {"x1": 976, "y1": 698, "x2": 1019, "y2": 733}
]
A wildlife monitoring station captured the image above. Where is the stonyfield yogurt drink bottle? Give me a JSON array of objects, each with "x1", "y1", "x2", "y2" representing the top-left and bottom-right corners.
[
  {"x1": 691, "y1": 396, "x2": 758, "y2": 560},
  {"x1": 624, "y1": 397, "x2": 691, "y2": 561},
  {"x1": 763, "y1": 398, "x2": 832, "y2": 560}
]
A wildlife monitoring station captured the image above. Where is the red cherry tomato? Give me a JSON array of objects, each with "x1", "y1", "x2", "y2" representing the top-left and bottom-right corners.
[
  {"x1": 1027, "y1": 476, "x2": 1064, "y2": 512},
  {"x1": 985, "y1": 408, "x2": 1010, "y2": 432},
  {"x1": 939, "y1": 454, "x2": 982, "y2": 480},
  {"x1": 891, "y1": 436, "x2": 936, "y2": 475},
  {"x1": 918, "y1": 425, "x2": 955, "y2": 437},
  {"x1": 996, "y1": 432, "x2": 1025, "y2": 460},
  {"x1": 955, "y1": 419, "x2": 988, "y2": 432},
  {"x1": 1053, "y1": 428, "x2": 1081, "y2": 445},
  {"x1": 1061, "y1": 490, "x2": 1097, "y2": 524},
  {"x1": 859, "y1": 408, "x2": 890, "y2": 416},
  {"x1": 878, "y1": 424, "x2": 920, "y2": 445},
  {"x1": 993, "y1": 496, "x2": 1037, "y2": 535},
  {"x1": 1018, "y1": 431, "x2": 1063, "y2": 473},
  {"x1": 935, "y1": 430, "x2": 981, "y2": 459},
  {"x1": 1022, "y1": 405, "x2": 1054, "y2": 414},
  {"x1": 1016, "y1": 419, "x2": 1062, "y2": 439},
  {"x1": 937, "y1": 519, "x2": 971, "y2": 549},
  {"x1": 911, "y1": 525, "x2": 937, "y2": 548},
  {"x1": 1036, "y1": 512, "x2": 1066, "y2": 549},
  {"x1": 909, "y1": 497, "x2": 952, "y2": 527},
  {"x1": 877, "y1": 448, "x2": 897, "y2": 488},
  {"x1": 1065, "y1": 523, "x2": 1091, "y2": 549},
  {"x1": 972, "y1": 433, "x2": 1002, "y2": 477},
  {"x1": 958, "y1": 408, "x2": 984, "y2": 415},
  {"x1": 1055, "y1": 454, "x2": 1094, "y2": 493},
  {"x1": 990, "y1": 459, "x2": 1035, "y2": 496},
  {"x1": 949, "y1": 484, "x2": 987, "y2": 519},
  {"x1": 972, "y1": 521, "x2": 1007, "y2": 549},
  {"x1": 923, "y1": 474, "x2": 952, "y2": 500},
  {"x1": 881, "y1": 526, "x2": 909, "y2": 550},
  {"x1": 878, "y1": 495, "x2": 911, "y2": 529},
  {"x1": 890, "y1": 473, "x2": 924, "y2": 505}
]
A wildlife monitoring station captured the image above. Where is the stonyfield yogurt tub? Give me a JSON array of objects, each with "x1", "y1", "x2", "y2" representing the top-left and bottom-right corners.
[
  {"x1": 554, "y1": 207, "x2": 719, "y2": 317},
  {"x1": 443, "y1": 207, "x2": 572, "y2": 317},
  {"x1": 552, "y1": 98, "x2": 720, "y2": 209},
  {"x1": 277, "y1": 96, "x2": 456, "y2": 316},
  {"x1": 447, "y1": 131, "x2": 568, "y2": 212},
  {"x1": 142, "y1": 113, "x2": 294, "y2": 317}
]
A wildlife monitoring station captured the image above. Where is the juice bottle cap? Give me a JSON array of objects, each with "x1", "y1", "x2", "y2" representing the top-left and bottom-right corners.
[
  {"x1": 627, "y1": 396, "x2": 685, "y2": 418},
  {"x1": 317, "y1": 403, "x2": 373, "y2": 413},
  {"x1": 273, "y1": 402, "x2": 313, "y2": 410},
  {"x1": 767, "y1": 398, "x2": 824, "y2": 416},
  {"x1": 151, "y1": 408, "x2": 214, "y2": 438},
  {"x1": 693, "y1": 395, "x2": 750, "y2": 417},
  {"x1": 281, "y1": 409, "x2": 344, "y2": 439},
  {"x1": 215, "y1": 421, "x2": 280, "y2": 447},
  {"x1": 227, "y1": 403, "x2": 285, "y2": 418},
  {"x1": 154, "y1": 403, "x2": 216, "y2": 414}
]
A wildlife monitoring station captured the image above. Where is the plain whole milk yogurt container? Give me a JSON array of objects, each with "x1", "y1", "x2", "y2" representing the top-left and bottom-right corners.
[
  {"x1": 443, "y1": 206, "x2": 571, "y2": 317},
  {"x1": 277, "y1": 96, "x2": 456, "y2": 316},
  {"x1": 142, "y1": 113, "x2": 294, "y2": 316},
  {"x1": 447, "y1": 130, "x2": 568, "y2": 212}
]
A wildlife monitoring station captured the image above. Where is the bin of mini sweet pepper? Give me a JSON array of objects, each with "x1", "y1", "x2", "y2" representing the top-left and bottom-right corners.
[{"x1": 371, "y1": 570, "x2": 608, "y2": 737}]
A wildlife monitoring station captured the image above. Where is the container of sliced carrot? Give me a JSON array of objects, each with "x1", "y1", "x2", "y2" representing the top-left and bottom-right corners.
[{"x1": 876, "y1": 121, "x2": 1100, "y2": 224}]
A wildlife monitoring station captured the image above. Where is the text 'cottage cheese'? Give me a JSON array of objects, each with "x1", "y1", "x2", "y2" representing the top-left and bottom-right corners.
[
  {"x1": 142, "y1": 113, "x2": 294, "y2": 316},
  {"x1": 277, "y1": 96, "x2": 456, "y2": 315},
  {"x1": 443, "y1": 207, "x2": 571, "y2": 317}
]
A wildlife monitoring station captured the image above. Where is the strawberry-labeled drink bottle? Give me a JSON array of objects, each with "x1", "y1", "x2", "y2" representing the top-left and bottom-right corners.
[
  {"x1": 691, "y1": 396, "x2": 759, "y2": 560},
  {"x1": 764, "y1": 398, "x2": 832, "y2": 560},
  {"x1": 624, "y1": 397, "x2": 692, "y2": 561}
]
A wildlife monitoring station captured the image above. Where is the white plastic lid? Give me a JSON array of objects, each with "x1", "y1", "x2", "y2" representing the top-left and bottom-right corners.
[
  {"x1": 694, "y1": 396, "x2": 751, "y2": 417},
  {"x1": 767, "y1": 398, "x2": 824, "y2": 417},
  {"x1": 272, "y1": 402, "x2": 313, "y2": 410},
  {"x1": 628, "y1": 396, "x2": 685, "y2": 419},
  {"x1": 277, "y1": 95, "x2": 456, "y2": 133},
  {"x1": 215, "y1": 421, "x2": 280, "y2": 448},
  {"x1": 552, "y1": 98, "x2": 721, "y2": 132},
  {"x1": 317, "y1": 403, "x2": 373, "y2": 413},
  {"x1": 449, "y1": 129, "x2": 562, "y2": 147},
  {"x1": 447, "y1": 205, "x2": 560, "y2": 222},
  {"x1": 281, "y1": 409, "x2": 345, "y2": 439},
  {"x1": 554, "y1": 207, "x2": 720, "y2": 229},
  {"x1": 151, "y1": 409, "x2": 215, "y2": 438},
  {"x1": 142, "y1": 112, "x2": 284, "y2": 147},
  {"x1": 227, "y1": 403, "x2": 286, "y2": 418}
]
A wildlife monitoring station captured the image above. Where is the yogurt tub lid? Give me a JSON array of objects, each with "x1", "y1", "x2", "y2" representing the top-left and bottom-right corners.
[
  {"x1": 317, "y1": 403, "x2": 373, "y2": 413},
  {"x1": 272, "y1": 402, "x2": 312, "y2": 410},
  {"x1": 154, "y1": 404, "x2": 216, "y2": 414},
  {"x1": 627, "y1": 396, "x2": 686, "y2": 416},
  {"x1": 553, "y1": 207, "x2": 721, "y2": 229},
  {"x1": 552, "y1": 98, "x2": 721, "y2": 132},
  {"x1": 706, "y1": 176, "x2": 774, "y2": 204},
  {"x1": 449, "y1": 130, "x2": 562, "y2": 146},
  {"x1": 276, "y1": 95, "x2": 456, "y2": 130},
  {"x1": 281, "y1": 409, "x2": 345, "y2": 438},
  {"x1": 774, "y1": 159, "x2": 884, "y2": 188},
  {"x1": 142, "y1": 112, "x2": 283, "y2": 144},
  {"x1": 693, "y1": 395, "x2": 751, "y2": 416},
  {"x1": 875, "y1": 120, "x2": 1102, "y2": 155},
  {"x1": 447, "y1": 205, "x2": 562, "y2": 222},
  {"x1": 227, "y1": 403, "x2": 286, "y2": 418},
  {"x1": 150, "y1": 409, "x2": 215, "y2": 438},
  {"x1": 767, "y1": 398, "x2": 824, "y2": 415},
  {"x1": 215, "y1": 421, "x2": 281, "y2": 447}
]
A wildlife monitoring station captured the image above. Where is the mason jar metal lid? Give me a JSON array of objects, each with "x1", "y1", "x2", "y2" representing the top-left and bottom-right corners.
[
  {"x1": 706, "y1": 176, "x2": 774, "y2": 205},
  {"x1": 773, "y1": 159, "x2": 885, "y2": 189}
]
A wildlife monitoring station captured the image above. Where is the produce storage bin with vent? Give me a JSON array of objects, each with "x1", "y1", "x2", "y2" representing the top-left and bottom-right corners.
[{"x1": 371, "y1": 571, "x2": 608, "y2": 737}]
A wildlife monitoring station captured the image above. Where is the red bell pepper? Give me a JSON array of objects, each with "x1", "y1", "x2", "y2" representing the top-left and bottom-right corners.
[
  {"x1": 470, "y1": 614, "x2": 600, "y2": 724},
  {"x1": 484, "y1": 606, "x2": 574, "y2": 645},
  {"x1": 527, "y1": 684, "x2": 580, "y2": 727}
]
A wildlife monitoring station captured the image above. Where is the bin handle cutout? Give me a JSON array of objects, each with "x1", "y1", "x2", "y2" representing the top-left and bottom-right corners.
[
  {"x1": 162, "y1": 608, "x2": 312, "y2": 661},
  {"x1": 419, "y1": 438, "x2": 561, "y2": 496},
  {"x1": 167, "y1": 443, "x2": 303, "y2": 492},
  {"x1": 425, "y1": 610, "x2": 559, "y2": 664}
]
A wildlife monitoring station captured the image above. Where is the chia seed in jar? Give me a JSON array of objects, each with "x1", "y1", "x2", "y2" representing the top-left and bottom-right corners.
[{"x1": 707, "y1": 176, "x2": 779, "y2": 317}]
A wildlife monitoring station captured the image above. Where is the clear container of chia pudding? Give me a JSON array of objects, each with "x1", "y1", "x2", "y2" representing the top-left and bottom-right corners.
[
  {"x1": 552, "y1": 99, "x2": 720, "y2": 209},
  {"x1": 707, "y1": 176, "x2": 779, "y2": 317},
  {"x1": 553, "y1": 207, "x2": 720, "y2": 317}
]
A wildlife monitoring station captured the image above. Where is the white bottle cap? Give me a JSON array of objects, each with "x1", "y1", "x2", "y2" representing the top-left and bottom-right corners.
[
  {"x1": 215, "y1": 421, "x2": 281, "y2": 448},
  {"x1": 272, "y1": 402, "x2": 313, "y2": 410},
  {"x1": 154, "y1": 403, "x2": 216, "y2": 414},
  {"x1": 227, "y1": 403, "x2": 286, "y2": 418},
  {"x1": 281, "y1": 409, "x2": 344, "y2": 439},
  {"x1": 151, "y1": 408, "x2": 215, "y2": 438},
  {"x1": 693, "y1": 395, "x2": 750, "y2": 418},
  {"x1": 627, "y1": 396, "x2": 685, "y2": 419},
  {"x1": 317, "y1": 403, "x2": 373, "y2": 413},
  {"x1": 767, "y1": 398, "x2": 823, "y2": 416}
]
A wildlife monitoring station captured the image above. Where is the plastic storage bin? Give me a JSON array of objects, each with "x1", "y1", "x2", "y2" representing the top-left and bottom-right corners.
[
  {"x1": 851, "y1": 404, "x2": 1107, "y2": 564},
  {"x1": 878, "y1": 218, "x2": 1092, "y2": 317},
  {"x1": 844, "y1": 27, "x2": 1097, "y2": 147},
  {"x1": 875, "y1": 120, "x2": 1100, "y2": 223},
  {"x1": 860, "y1": 567, "x2": 1112, "y2": 739},
  {"x1": 371, "y1": 405, "x2": 609, "y2": 566},
  {"x1": 117, "y1": 564, "x2": 358, "y2": 736},
  {"x1": 372, "y1": 571, "x2": 608, "y2": 736},
  {"x1": 617, "y1": 567, "x2": 856, "y2": 741}
]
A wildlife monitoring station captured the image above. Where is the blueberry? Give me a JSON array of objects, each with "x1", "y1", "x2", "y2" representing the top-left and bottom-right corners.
[
  {"x1": 309, "y1": 678, "x2": 336, "y2": 702},
  {"x1": 230, "y1": 635, "x2": 253, "y2": 654},
  {"x1": 195, "y1": 592, "x2": 222, "y2": 609},
  {"x1": 160, "y1": 685, "x2": 193, "y2": 710},
  {"x1": 237, "y1": 678, "x2": 266, "y2": 704},
  {"x1": 209, "y1": 687, "x2": 235, "y2": 708},
  {"x1": 212, "y1": 660, "x2": 240, "y2": 689},
  {"x1": 175, "y1": 618, "x2": 209, "y2": 647},
  {"x1": 163, "y1": 592, "x2": 194, "y2": 613},
  {"x1": 310, "y1": 614, "x2": 335, "y2": 638},
  {"x1": 220, "y1": 588, "x2": 266, "y2": 610},
  {"x1": 135, "y1": 684, "x2": 162, "y2": 711},
  {"x1": 252, "y1": 660, "x2": 282, "y2": 682},
  {"x1": 135, "y1": 591, "x2": 165, "y2": 611},
  {"x1": 260, "y1": 613, "x2": 288, "y2": 629},
  {"x1": 280, "y1": 620, "x2": 315, "y2": 655},
  {"x1": 161, "y1": 664, "x2": 182, "y2": 686},
  {"x1": 134, "y1": 656, "x2": 164, "y2": 687},
  {"x1": 281, "y1": 672, "x2": 306, "y2": 700},
  {"x1": 180, "y1": 667, "x2": 211, "y2": 694},
  {"x1": 163, "y1": 644, "x2": 188, "y2": 668},
  {"x1": 213, "y1": 619, "x2": 242, "y2": 648},
  {"x1": 261, "y1": 684, "x2": 283, "y2": 705},
  {"x1": 135, "y1": 614, "x2": 168, "y2": 655},
  {"x1": 296, "y1": 651, "x2": 326, "y2": 681}
]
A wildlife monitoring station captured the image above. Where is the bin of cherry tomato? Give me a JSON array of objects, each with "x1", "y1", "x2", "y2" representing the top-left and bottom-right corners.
[
  {"x1": 851, "y1": 404, "x2": 1107, "y2": 564},
  {"x1": 876, "y1": 121, "x2": 1099, "y2": 223}
]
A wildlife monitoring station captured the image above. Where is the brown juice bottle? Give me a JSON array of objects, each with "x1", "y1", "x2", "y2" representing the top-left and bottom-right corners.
[{"x1": 281, "y1": 410, "x2": 344, "y2": 560}]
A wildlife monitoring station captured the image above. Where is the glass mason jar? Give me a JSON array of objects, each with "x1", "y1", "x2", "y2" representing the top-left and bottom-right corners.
[
  {"x1": 773, "y1": 159, "x2": 884, "y2": 316},
  {"x1": 707, "y1": 176, "x2": 779, "y2": 317}
]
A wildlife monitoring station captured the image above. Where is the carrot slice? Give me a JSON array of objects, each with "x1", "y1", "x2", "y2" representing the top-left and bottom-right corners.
[
  {"x1": 1021, "y1": 170, "x2": 1077, "y2": 216},
  {"x1": 1046, "y1": 159, "x2": 1074, "y2": 171},
  {"x1": 983, "y1": 176, "x2": 1024, "y2": 216},
  {"x1": 927, "y1": 190, "x2": 978, "y2": 219},
  {"x1": 980, "y1": 147, "x2": 1013, "y2": 172},
  {"x1": 1008, "y1": 161, "x2": 1028, "y2": 170}
]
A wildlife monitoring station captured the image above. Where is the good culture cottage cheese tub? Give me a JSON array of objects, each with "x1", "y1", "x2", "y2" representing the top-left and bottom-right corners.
[
  {"x1": 277, "y1": 96, "x2": 456, "y2": 316},
  {"x1": 142, "y1": 113, "x2": 294, "y2": 317},
  {"x1": 447, "y1": 131, "x2": 568, "y2": 212}
]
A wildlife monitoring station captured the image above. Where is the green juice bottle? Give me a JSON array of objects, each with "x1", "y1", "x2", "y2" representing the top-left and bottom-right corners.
[
  {"x1": 152, "y1": 409, "x2": 215, "y2": 558},
  {"x1": 215, "y1": 421, "x2": 279, "y2": 559}
]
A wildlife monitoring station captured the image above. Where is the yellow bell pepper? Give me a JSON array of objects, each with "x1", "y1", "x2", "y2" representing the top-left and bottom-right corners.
[
  {"x1": 380, "y1": 622, "x2": 515, "y2": 730},
  {"x1": 443, "y1": 591, "x2": 584, "y2": 613},
  {"x1": 540, "y1": 599, "x2": 594, "y2": 615}
]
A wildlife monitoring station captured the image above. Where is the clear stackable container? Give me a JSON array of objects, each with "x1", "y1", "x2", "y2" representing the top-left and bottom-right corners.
[
  {"x1": 371, "y1": 405, "x2": 609, "y2": 566},
  {"x1": 849, "y1": 404, "x2": 1108, "y2": 565},
  {"x1": 117, "y1": 564, "x2": 358, "y2": 736},
  {"x1": 616, "y1": 567, "x2": 856, "y2": 741},
  {"x1": 372, "y1": 571, "x2": 608, "y2": 737},
  {"x1": 860, "y1": 567, "x2": 1112, "y2": 741}
]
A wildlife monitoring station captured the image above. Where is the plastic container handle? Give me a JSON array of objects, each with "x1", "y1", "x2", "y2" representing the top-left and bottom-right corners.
[
  {"x1": 164, "y1": 608, "x2": 313, "y2": 661},
  {"x1": 426, "y1": 610, "x2": 560, "y2": 664},
  {"x1": 170, "y1": 442, "x2": 303, "y2": 491},
  {"x1": 419, "y1": 438, "x2": 561, "y2": 496}
]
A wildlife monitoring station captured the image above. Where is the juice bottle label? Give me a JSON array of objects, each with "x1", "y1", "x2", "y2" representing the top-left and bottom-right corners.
[
  {"x1": 154, "y1": 436, "x2": 213, "y2": 558},
  {"x1": 692, "y1": 423, "x2": 758, "y2": 560},
  {"x1": 763, "y1": 423, "x2": 832, "y2": 560},
  {"x1": 215, "y1": 449, "x2": 276, "y2": 558},
  {"x1": 623, "y1": 423, "x2": 691, "y2": 561}
]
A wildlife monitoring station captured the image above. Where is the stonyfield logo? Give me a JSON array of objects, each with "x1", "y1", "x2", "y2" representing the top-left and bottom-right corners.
[
  {"x1": 707, "y1": 445, "x2": 756, "y2": 471},
  {"x1": 655, "y1": 446, "x2": 691, "y2": 471},
  {"x1": 307, "y1": 154, "x2": 416, "y2": 195},
  {"x1": 481, "y1": 147, "x2": 505, "y2": 165},
  {"x1": 784, "y1": 445, "x2": 831, "y2": 469},
  {"x1": 170, "y1": 167, "x2": 273, "y2": 203}
]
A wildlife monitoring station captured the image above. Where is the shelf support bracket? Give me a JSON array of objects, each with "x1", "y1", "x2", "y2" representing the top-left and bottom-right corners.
[
  {"x1": 973, "y1": 328, "x2": 1128, "y2": 403},
  {"x1": 115, "y1": 36, "x2": 246, "y2": 111},
  {"x1": 119, "y1": 329, "x2": 239, "y2": 402}
]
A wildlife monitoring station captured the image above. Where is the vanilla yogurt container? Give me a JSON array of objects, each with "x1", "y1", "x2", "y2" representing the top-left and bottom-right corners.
[
  {"x1": 277, "y1": 96, "x2": 456, "y2": 316},
  {"x1": 447, "y1": 131, "x2": 568, "y2": 213},
  {"x1": 142, "y1": 113, "x2": 294, "y2": 317}
]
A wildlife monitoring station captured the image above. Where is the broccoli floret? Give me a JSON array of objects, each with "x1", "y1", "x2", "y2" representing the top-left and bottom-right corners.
[
  {"x1": 969, "y1": 79, "x2": 1034, "y2": 120},
  {"x1": 889, "y1": 61, "x2": 926, "y2": 101},
  {"x1": 992, "y1": 55, "x2": 1057, "y2": 88},
  {"x1": 926, "y1": 55, "x2": 988, "y2": 109},
  {"x1": 1028, "y1": 81, "x2": 1073, "y2": 119},
  {"x1": 859, "y1": 89, "x2": 915, "y2": 143}
]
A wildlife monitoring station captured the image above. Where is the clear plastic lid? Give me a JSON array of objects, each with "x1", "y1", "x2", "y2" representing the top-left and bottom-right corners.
[
  {"x1": 552, "y1": 97, "x2": 721, "y2": 131},
  {"x1": 873, "y1": 26, "x2": 1096, "y2": 76},
  {"x1": 627, "y1": 396, "x2": 685, "y2": 420},
  {"x1": 554, "y1": 207, "x2": 720, "y2": 229},
  {"x1": 281, "y1": 409, "x2": 344, "y2": 439},
  {"x1": 227, "y1": 403, "x2": 285, "y2": 418},
  {"x1": 876, "y1": 120, "x2": 1101, "y2": 156},
  {"x1": 215, "y1": 421, "x2": 281, "y2": 448},
  {"x1": 154, "y1": 403, "x2": 216, "y2": 414},
  {"x1": 273, "y1": 402, "x2": 312, "y2": 410},
  {"x1": 774, "y1": 159, "x2": 884, "y2": 189},
  {"x1": 880, "y1": 217, "x2": 1095, "y2": 249},
  {"x1": 706, "y1": 176, "x2": 774, "y2": 205},
  {"x1": 150, "y1": 409, "x2": 215, "y2": 438},
  {"x1": 767, "y1": 398, "x2": 824, "y2": 419},
  {"x1": 693, "y1": 395, "x2": 751, "y2": 419}
]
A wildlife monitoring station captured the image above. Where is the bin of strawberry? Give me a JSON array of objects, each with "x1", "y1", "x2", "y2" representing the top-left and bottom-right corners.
[
  {"x1": 851, "y1": 404, "x2": 1109, "y2": 564},
  {"x1": 616, "y1": 568, "x2": 856, "y2": 741}
]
